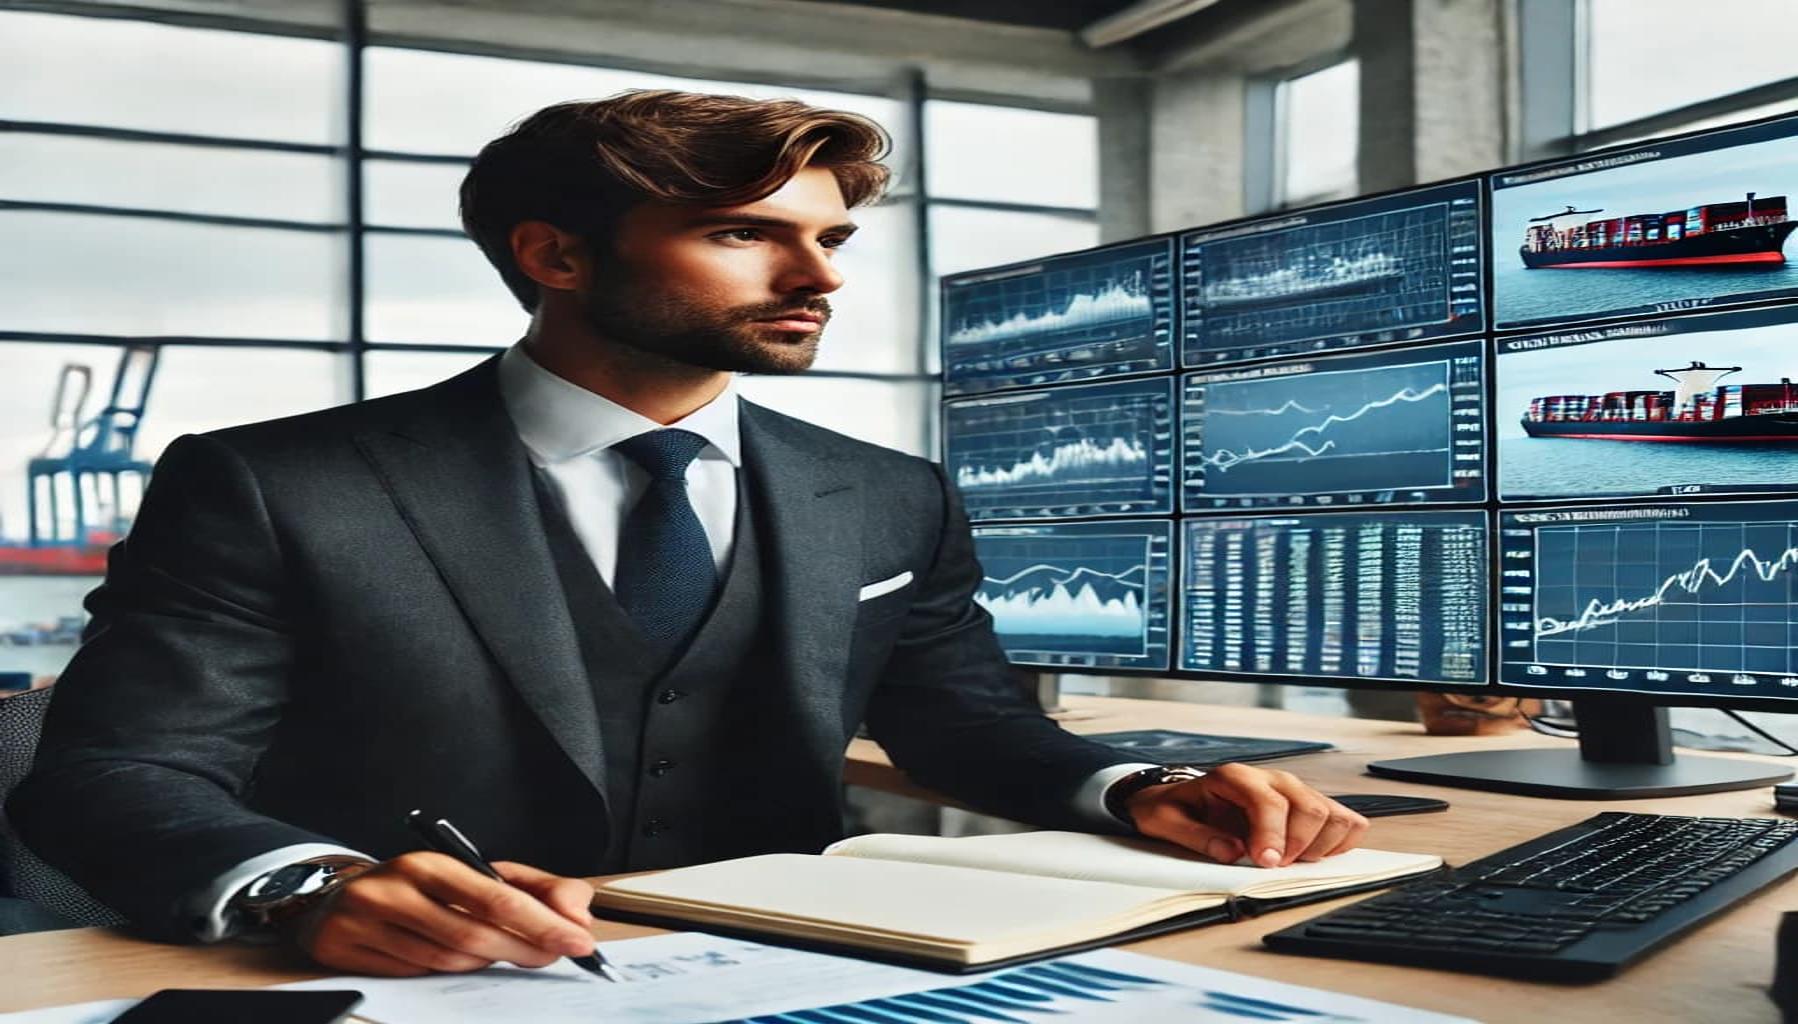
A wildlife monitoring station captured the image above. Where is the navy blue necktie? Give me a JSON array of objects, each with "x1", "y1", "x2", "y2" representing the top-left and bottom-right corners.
[{"x1": 611, "y1": 429, "x2": 720, "y2": 657}]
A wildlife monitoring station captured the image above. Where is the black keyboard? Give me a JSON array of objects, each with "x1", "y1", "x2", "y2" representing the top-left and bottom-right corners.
[{"x1": 1265, "y1": 812, "x2": 1798, "y2": 981}]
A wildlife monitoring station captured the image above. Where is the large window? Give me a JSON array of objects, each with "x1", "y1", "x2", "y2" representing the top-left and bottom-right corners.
[
  {"x1": 1523, "y1": 0, "x2": 1798, "y2": 155},
  {"x1": 1274, "y1": 59, "x2": 1360, "y2": 209},
  {"x1": 1584, "y1": 0, "x2": 1793, "y2": 133},
  {"x1": 0, "y1": 6, "x2": 1099, "y2": 678}
]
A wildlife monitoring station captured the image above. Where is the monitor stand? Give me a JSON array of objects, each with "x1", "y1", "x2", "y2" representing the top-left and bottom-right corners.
[{"x1": 1367, "y1": 699, "x2": 1792, "y2": 799}]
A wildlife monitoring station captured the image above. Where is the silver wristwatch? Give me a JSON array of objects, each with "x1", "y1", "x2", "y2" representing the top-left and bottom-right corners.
[
  {"x1": 230, "y1": 855, "x2": 375, "y2": 932},
  {"x1": 1104, "y1": 764, "x2": 1207, "y2": 825}
]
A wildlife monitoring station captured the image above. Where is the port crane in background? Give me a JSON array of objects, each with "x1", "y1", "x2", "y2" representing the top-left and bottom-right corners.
[{"x1": 23, "y1": 344, "x2": 160, "y2": 553}]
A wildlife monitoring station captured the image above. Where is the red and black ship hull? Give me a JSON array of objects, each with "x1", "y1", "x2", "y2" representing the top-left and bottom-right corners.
[
  {"x1": 1520, "y1": 221, "x2": 1798, "y2": 269},
  {"x1": 1521, "y1": 413, "x2": 1798, "y2": 441}
]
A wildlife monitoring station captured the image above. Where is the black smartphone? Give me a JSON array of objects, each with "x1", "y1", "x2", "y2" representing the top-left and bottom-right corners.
[
  {"x1": 110, "y1": 989, "x2": 363, "y2": 1024},
  {"x1": 1331, "y1": 793, "x2": 1450, "y2": 817}
]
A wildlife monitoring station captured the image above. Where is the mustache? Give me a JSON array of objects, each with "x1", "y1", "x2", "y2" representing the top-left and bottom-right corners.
[{"x1": 740, "y1": 298, "x2": 832, "y2": 322}]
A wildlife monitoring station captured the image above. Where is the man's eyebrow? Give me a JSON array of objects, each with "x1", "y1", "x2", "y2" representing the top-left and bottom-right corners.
[{"x1": 686, "y1": 213, "x2": 859, "y2": 235}]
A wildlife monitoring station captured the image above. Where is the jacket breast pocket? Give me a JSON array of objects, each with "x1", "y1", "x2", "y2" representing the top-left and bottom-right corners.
[{"x1": 854, "y1": 570, "x2": 916, "y2": 627}]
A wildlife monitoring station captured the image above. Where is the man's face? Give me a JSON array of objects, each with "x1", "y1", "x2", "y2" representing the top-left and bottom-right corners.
[{"x1": 577, "y1": 165, "x2": 856, "y2": 374}]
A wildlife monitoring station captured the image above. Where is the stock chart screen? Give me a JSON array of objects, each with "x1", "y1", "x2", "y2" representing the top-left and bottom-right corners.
[
  {"x1": 1499, "y1": 501, "x2": 1798, "y2": 700},
  {"x1": 1182, "y1": 339, "x2": 1486, "y2": 510},
  {"x1": 971, "y1": 519, "x2": 1173, "y2": 671},
  {"x1": 1181, "y1": 179, "x2": 1485, "y2": 366},
  {"x1": 941, "y1": 238, "x2": 1177, "y2": 396},
  {"x1": 1180, "y1": 512, "x2": 1488, "y2": 684},
  {"x1": 945, "y1": 377, "x2": 1175, "y2": 521}
]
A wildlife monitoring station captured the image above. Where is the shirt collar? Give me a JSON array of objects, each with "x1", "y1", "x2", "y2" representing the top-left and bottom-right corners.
[{"x1": 498, "y1": 343, "x2": 742, "y2": 468}]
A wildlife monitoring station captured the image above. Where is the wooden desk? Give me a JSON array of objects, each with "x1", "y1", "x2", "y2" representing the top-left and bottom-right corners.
[{"x1": 1, "y1": 697, "x2": 1789, "y2": 1022}]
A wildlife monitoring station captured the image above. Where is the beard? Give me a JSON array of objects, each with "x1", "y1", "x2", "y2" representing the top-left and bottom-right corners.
[{"x1": 578, "y1": 272, "x2": 830, "y2": 376}]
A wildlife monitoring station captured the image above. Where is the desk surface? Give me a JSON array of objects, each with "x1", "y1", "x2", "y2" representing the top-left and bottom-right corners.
[{"x1": 2, "y1": 696, "x2": 1790, "y2": 1022}]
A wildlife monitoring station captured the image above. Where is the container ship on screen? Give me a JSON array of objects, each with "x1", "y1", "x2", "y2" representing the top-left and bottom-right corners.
[
  {"x1": 1522, "y1": 361, "x2": 1798, "y2": 441},
  {"x1": 1520, "y1": 192, "x2": 1796, "y2": 269}
]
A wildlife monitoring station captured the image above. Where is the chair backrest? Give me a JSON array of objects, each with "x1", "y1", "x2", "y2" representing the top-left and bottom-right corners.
[{"x1": 0, "y1": 687, "x2": 125, "y2": 927}]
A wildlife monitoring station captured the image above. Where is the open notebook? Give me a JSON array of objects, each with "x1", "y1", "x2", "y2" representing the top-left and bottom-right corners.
[{"x1": 591, "y1": 830, "x2": 1442, "y2": 972}]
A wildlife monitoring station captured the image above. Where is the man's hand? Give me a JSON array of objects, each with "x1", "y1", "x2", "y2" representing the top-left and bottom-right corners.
[
  {"x1": 292, "y1": 853, "x2": 599, "y2": 976},
  {"x1": 1124, "y1": 763, "x2": 1369, "y2": 868}
]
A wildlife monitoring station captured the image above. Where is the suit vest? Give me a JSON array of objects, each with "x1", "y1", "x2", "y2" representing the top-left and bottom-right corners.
[{"x1": 532, "y1": 467, "x2": 776, "y2": 871}]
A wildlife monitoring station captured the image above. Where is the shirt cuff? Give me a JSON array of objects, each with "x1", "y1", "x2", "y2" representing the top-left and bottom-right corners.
[
  {"x1": 1074, "y1": 762, "x2": 1162, "y2": 828},
  {"x1": 185, "y1": 843, "x2": 374, "y2": 943}
]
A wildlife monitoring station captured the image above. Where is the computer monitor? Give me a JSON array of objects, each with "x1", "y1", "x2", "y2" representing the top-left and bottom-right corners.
[
  {"x1": 969, "y1": 519, "x2": 1173, "y2": 672},
  {"x1": 1180, "y1": 178, "x2": 1485, "y2": 367},
  {"x1": 944, "y1": 377, "x2": 1176, "y2": 522},
  {"x1": 1488, "y1": 114, "x2": 1798, "y2": 333},
  {"x1": 1179, "y1": 511, "x2": 1487, "y2": 686},
  {"x1": 1369, "y1": 499, "x2": 1796, "y2": 798},
  {"x1": 940, "y1": 237, "x2": 1177, "y2": 397},
  {"x1": 1182, "y1": 339, "x2": 1487, "y2": 511},
  {"x1": 1496, "y1": 304, "x2": 1798, "y2": 503},
  {"x1": 940, "y1": 112, "x2": 1798, "y2": 800}
]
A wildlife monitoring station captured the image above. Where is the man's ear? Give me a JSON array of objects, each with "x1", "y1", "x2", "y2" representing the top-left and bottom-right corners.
[{"x1": 509, "y1": 221, "x2": 587, "y2": 294}]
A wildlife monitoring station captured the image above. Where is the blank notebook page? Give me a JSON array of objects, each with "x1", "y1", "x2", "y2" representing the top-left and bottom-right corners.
[{"x1": 597, "y1": 853, "x2": 1204, "y2": 945}]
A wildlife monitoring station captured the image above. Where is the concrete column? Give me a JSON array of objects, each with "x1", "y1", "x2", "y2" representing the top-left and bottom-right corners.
[
  {"x1": 1149, "y1": 70, "x2": 1247, "y2": 232},
  {"x1": 1353, "y1": 0, "x2": 1419, "y2": 195},
  {"x1": 1412, "y1": 0, "x2": 1507, "y2": 181},
  {"x1": 1094, "y1": 75, "x2": 1155, "y2": 244}
]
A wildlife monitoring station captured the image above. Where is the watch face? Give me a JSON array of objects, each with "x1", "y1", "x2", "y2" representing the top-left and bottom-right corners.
[{"x1": 242, "y1": 863, "x2": 324, "y2": 906}]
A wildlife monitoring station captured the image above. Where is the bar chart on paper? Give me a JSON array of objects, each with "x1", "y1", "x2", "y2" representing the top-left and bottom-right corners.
[{"x1": 724, "y1": 949, "x2": 1476, "y2": 1024}]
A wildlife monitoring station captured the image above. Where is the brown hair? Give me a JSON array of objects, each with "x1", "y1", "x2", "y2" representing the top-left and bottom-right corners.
[{"x1": 460, "y1": 89, "x2": 892, "y2": 311}]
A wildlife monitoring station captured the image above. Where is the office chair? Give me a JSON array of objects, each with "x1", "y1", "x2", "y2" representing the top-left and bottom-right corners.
[{"x1": 0, "y1": 686, "x2": 124, "y2": 932}]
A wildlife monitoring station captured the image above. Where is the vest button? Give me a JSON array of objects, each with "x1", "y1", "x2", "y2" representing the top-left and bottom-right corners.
[
  {"x1": 649, "y1": 758, "x2": 676, "y2": 777},
  {"x1": 656, "y1": 689, "x2": 684, "y2": 704},
  {"x1": 641, "y1": 818, "x2": 669, "y2": 838}
]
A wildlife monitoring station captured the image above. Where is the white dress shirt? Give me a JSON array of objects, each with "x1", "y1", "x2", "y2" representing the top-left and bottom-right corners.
[{"x1": 187, "y1": 343, "x2": 1150, "y2": 940}]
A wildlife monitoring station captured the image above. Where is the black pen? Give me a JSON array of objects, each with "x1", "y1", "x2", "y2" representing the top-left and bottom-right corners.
[{"x1": 405, "y1": 809, "x2": 627, "y2": 982}]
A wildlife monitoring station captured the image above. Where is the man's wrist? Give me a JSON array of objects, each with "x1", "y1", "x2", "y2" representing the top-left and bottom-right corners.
[
  {"x1": 1102, "y1": 764, "x2": 1207, "y2": 826},
  {"x1": 230, "y1": 855, "x2": 377, "y2": 937}
]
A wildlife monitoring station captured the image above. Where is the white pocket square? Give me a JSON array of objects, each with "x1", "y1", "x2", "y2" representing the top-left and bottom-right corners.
[{"x1": 857, "y1": 571, "x2": 914, "y2": 602}]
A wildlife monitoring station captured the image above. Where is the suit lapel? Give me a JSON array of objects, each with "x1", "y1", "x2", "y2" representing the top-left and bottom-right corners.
[
  {"x1": 353, "y1": 359, "x2": 608, "y2": 805},
  {"x1": 741, "y1": 402, "x2": 861, "y2": 758}
]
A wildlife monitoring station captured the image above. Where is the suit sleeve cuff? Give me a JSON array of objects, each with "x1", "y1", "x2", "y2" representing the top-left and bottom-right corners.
[
  {"x1": 1074, "y1": 762, "x2": 1162, "y2": 828},
  {"x1": 184, "y1": 843, "x2": 374, "y2": 943}
]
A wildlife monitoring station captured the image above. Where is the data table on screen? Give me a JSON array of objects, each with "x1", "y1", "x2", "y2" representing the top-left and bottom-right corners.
[
  {"x1": 1180, "y1": 512, "x2": 1487, "y2": 684},
  {"x1": 1182, "y1": 339, "x2": 1486, "y2": 509},
  {"x1": 941, "y1": 238, "x2": 1176, "y2": 396},
  {"x1": 1501, "y1": 502, "x2": 1798, "y2": 699},
  {"x1": 1181, "y1": 179, "x2": 1484, "y2": 367},
  {"x1": 945, "y1": 377, "x2": 1174, "y2": 520},
  {"x1": 970, "y1": 520, "x2": 1173, "y2": 671}
]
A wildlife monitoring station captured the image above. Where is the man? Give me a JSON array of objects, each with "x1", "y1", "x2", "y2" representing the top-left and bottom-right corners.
[{"x1": 10, "y1": 91, "x2": 1367, "y2": 976}]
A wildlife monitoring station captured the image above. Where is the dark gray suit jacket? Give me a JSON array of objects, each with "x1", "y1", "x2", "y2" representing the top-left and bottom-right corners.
[{"x1": 8, "y1": 358, "x2": 1132, "y2": 939}]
